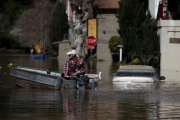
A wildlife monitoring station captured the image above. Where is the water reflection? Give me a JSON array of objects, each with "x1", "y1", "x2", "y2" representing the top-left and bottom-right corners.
[
  {"x1": 7, "y1": 88, "x2": 100, "y2": 120},
  {"x1": 2, "y1": 54, "x2": 180, "y2": 119},
  {"x1": 62, "y1": 90, "x2": 98, "y2": 120},
  {"x1": 9, "y1": 88, "x2": 63, "y2": 117},
  {"x1": 86, "y1": 60, "x2": 97, "y2": 74},
  {"x1": 113, "y1": 82, "x2": 160, "y2": 91},
  {"x1": 7, "y1": 85, "x2": 180, "y2": 120}
]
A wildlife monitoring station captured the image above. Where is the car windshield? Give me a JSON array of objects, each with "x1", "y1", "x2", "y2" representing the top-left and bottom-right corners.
[{"x1": 116, "y1": 72, "x2": 154, "y2": 77}]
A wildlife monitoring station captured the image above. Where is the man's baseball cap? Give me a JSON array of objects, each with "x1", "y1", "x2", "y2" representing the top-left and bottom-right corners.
[{"x1": 66, "y1": 49, "x2": 77, "y2": 55}]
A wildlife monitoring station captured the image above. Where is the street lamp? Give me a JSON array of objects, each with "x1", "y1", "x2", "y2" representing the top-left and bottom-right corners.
[{"x1": 117, "y1": 45, "x2": 123, "y2": 62}]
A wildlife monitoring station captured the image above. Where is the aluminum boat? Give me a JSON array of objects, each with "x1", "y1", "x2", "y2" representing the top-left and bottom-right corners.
[{"x1": 8, "y1": 64, "x2": 101, "y2": 90}]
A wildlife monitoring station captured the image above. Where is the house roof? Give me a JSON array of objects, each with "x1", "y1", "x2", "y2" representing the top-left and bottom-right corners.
[{"x1": 97, "y1": 0, "x2": 120, "y2": 9}]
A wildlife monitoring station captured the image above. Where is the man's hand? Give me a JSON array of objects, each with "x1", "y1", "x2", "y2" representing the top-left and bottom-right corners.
[
  {"x1": 71, "y1": 72, "x2": 78, "y2": 76},
  {"x1": 64, "y1": 73, "x2": 68, "y2": 77}
]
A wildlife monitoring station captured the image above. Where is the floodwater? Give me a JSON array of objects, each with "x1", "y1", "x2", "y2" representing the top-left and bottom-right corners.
[{"x1": 1, "y1": 53, "x2": 180, "y2": 120}]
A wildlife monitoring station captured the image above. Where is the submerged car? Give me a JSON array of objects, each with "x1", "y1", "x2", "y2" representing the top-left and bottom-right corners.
[{"x1": 112, "y1": 65, "x2": 165, "y2": 83}]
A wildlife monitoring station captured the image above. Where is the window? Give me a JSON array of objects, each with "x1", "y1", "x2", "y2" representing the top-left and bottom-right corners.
[{"x1": 116, "y1": 72, "x2": 154, "y2": 77}]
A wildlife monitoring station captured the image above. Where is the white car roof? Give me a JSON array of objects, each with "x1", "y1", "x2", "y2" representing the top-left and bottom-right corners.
[{"x1": 117, "y1": 65, "x2": 155, "y2": 73}]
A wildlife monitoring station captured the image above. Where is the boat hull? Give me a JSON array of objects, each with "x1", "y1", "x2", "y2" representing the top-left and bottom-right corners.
[
  {"x1": 31, "y1": 54, "x2": 44, "y2": 59},
  {"x1": 31, "y1": 54, "x2": 57, "y2": 59},
  {"x1": 9, "y1": 66, "x2": 62, "y2": 89},
  {"x1": 8, "y1": 66, "x2": 99, "y2": 90},
  {"x1": 12, "y1": 75, "x2": 60, "y2": 89}
]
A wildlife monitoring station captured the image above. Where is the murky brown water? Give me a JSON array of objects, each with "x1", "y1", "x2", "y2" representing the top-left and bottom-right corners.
[{"x1": 1, "y1": 53, "x2": 180, "y2": 120}]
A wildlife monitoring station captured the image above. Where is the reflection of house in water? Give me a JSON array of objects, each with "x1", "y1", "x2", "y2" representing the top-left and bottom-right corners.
[
  {"x1": 62, "y1": 90, "x2": 120, "y2": 119},
  {"x1": 86, "y1": 60, "x2": 97, "y2": 74},
  {"x1": 9, "y1": 88, "x2": 63, "y2": 118},
  {"x1": 62, "y1": 90, "x2": 98, "y2": 119},
  {"x1": 148, "y1": 0, "x2": 180, "y2": 80}
]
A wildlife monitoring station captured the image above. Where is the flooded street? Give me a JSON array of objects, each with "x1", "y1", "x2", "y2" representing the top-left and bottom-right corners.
[{"x1": 1, "y1": 53, "x2": 180, "y2": 120}]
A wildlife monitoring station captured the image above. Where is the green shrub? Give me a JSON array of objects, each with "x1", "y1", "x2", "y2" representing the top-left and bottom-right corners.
[
  {"x1": 108, "y1": 36, "x2": 122, "y2": 54},
  {"x1": 129, "y1": 58, "x2": 140, "y2": 65}
]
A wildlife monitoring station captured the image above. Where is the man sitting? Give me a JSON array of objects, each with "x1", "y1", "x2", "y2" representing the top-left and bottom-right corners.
[
  {"x1": 69, "y1": 59, "x2": 85, "y2": 75},
  {"x1": 62, "y1": 49, "x2": 86, "y2": 78}
]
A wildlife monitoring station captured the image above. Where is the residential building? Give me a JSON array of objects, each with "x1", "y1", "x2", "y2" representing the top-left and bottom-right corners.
[
  {"x1": 96, "y1": 0, "x2": 120, "y2": 61},
  {"x1": 148, "y1": 0, "x2": 180, "y2": 80},
  {"x1": 64, "y1": 0, "x2": 120, "y2": 61}
]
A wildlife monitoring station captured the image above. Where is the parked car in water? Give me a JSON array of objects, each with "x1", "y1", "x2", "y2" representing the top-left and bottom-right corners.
[{"x1": 112, "y1": 65, "x2": 165, "y2": 83}]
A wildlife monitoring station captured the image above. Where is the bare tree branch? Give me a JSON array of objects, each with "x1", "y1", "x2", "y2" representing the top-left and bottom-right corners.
[{"x1": 20, "y1": 0, "x2": 55, "y2": 49}]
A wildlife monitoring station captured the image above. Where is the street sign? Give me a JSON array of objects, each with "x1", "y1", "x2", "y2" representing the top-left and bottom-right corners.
[
  {"x1": 88, "y1": 46, "x2": 95, "y2": 49},
  {"x1": 34, "y1": 44, "x2": 41, "y2": 51},
  {"x1": 86, "y1": 36, "x2": 97, "y2": 49}
]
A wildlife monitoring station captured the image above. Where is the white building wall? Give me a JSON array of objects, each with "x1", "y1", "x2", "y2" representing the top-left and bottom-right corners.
[
  {"x1": 158, "y1": 20, "x2": 180, "y2": 81},
  {"x1": 149, "y1": 0, "x2": 160, "y2": 19}
]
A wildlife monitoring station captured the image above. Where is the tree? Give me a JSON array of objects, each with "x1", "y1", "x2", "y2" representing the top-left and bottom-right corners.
[
  {"x1": 20, "y1": 0, "x2": 55, "y2": 48},
  {"x1": 134, "y1": 2, "x2": 146, "y2": 53},
  {"x1": 140, "y1": 11, "x2": 160, "y2": 65},
  {"x1": 117, "y1": 0, "x2": 160, "y2": 66},
  {"x1": 117, "y1": 0, "x2": 140, "y2": 37},
  {"x1": 0, "y1": 0, "x2": 34, "y2": 49},
  {"x1": 49, "y1": 1, "x2": 69, "y2": 42},
  {"x1": 116, "y1": 0, "x2": 145, "y2": 62},
  {"x1": 0, "y1": 33, "x2": 19, "y2": 49}
]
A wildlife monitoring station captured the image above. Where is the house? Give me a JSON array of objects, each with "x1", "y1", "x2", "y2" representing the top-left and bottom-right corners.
[
  {"x1": 96, "y1": 0, "x2": 120, "y2": 61},
  {"x1": 148, "y1": 0, "x2": 180, "y2": 80},
  {"x1": 62, "y1": 0, "x2": 120, "y2": 61}
]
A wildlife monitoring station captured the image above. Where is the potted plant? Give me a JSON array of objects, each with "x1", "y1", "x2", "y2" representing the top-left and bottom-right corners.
[{"x1": 108, "y1": 36, "x2": 122, "y2": 61}]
